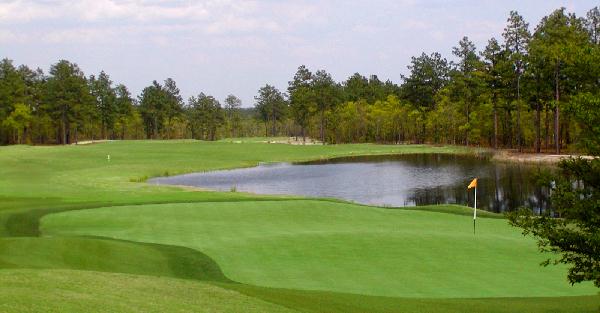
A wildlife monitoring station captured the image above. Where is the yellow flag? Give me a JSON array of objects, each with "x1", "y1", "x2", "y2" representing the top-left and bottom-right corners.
[{"x1": 467, "y1": 178, "x2": 477, "y2": 189}]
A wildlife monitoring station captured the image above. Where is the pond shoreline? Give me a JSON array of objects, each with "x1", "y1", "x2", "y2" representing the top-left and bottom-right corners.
[{"x1": 491, "y1": 150, "x2": 594, "y2": 163}]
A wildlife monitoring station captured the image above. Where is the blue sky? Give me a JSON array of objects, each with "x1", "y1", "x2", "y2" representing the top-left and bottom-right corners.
[{"x1": 0, "y1": 0, "x2": 596, "y2": 107}]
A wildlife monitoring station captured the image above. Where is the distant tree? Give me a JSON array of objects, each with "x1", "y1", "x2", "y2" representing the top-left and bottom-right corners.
[
  {"x1": 114, "y1": 84, "x2": 133, "y2": 139},
  {"x1": 162, "y1": 78, "x2": 184, "y2": 139},
  {"x1": 44, "y1": 60, "x2": 93, "y2": 144},
  {"x1": 17, "y1": 65, "x2": 45, "y2": 143},
  {"x1": 312, "y1": 69, "x2": 340, "y2": 143},
  {"x1": 529, "y1": 8, "x2": 590, "y2": 153},
  {"x1": 451, "y1": 36, "x2": 486, "y2": 146},
  {"x1": 187, "y1": 93, "x2": 223, "y2": 141},
  {"x1": 585, "y1": 6, "x2": 600, "y2": 45},
  {"x1": 523, "y1": 45, "x2": 553, "y2": 153},
  {"x1": 224, "y1": 94, "x2": 242, "y2": 138},
  {"x1": 481, "y1": 37, "x2": 507, "y2": 149},
  {"x1": 254, "y1": 84, "x2": 287, "y2": 137},
  {"x1": 503, "y1": 11, "x2": 531, "y2": 151},
  {"x1": 89, "y1": 71, "x2": 117, "y2": 139},
  {"x1": 343, "y1": 73, "x2": 369, "y2": 102},
  {"x1": 0, "y1": 59, "x2": 27, "y2": 144},
  {"x1": 2, "y1": 103, "x2": 31, "y2": 144},
  {"x1": 138, "y1": 81, "x2": 166, "y2": 139},
  {"x1": 288, "y1": 65, "x2": 314, "y2": 142},
  {"x1": 401, "y1": 52, "x2": 450, "y2": 110}
]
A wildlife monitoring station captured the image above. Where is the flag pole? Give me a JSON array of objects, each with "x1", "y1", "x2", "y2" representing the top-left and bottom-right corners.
[{"x1": 473, "y1": 185, "x2": 477, "y2": 235}]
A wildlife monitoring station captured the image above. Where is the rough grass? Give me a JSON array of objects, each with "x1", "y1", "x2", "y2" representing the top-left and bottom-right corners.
[{"x1": 0, "y1": 269, "x2": 296, "y2": 313}]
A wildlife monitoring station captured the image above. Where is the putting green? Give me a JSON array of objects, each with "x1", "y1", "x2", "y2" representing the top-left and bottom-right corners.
[{"x1": 41, "y1": 200, "x2": 596, "y2": 298}]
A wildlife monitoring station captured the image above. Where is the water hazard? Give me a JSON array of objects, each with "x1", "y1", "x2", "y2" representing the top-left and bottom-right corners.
[{"x1": 149, "y1": 154, "x2": 552, "y2": 213}]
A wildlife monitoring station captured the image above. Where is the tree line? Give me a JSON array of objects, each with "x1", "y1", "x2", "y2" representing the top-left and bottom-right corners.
[
  {"x1": 260, "y1": 7, "x2": 600, "y2": 153},
  {"x1": 0, "y1": 59, "x2": 261, "y2": 145},
  {"x1": 1, "y1": 6, "x2": 599, "y2": 153}
]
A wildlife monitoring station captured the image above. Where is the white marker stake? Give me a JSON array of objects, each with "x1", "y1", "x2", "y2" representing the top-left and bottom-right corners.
[{"x1": 107, "y1": 154, "x2": 110, "y2": 162}]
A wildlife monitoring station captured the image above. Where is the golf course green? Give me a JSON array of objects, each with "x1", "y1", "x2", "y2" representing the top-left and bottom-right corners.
[{"x1": 1, "y1": 140, "x2": 598, "y2": 312}]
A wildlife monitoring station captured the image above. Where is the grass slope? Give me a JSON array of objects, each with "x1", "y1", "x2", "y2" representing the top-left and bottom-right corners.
[
  {"x1": 0, "y1": 237, "x2": 229, "y2": 282},
  {"x1": 228, "y1": 284, "x2": 600, "y2": 313},
  {"x1": 42, "y1": 200, "x2": 596, "y2": 298},
  {"x1": 0, "y1": 269, "x2": 297, "y2": 313}
]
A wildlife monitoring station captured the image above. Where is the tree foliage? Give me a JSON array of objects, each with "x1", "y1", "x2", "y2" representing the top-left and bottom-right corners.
[
  {"x1": 0, "y1": 6, "x2": 598, "y2": 146},
  {"x1": 508, "y1": 92, "x2": 600, "y2": 287}
]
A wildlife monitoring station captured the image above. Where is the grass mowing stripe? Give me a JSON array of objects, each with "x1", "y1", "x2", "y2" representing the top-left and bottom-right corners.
[
  {"x1": 0, "y1": 237, "x2": 230, "y2": 282},
  {"x1": 224, "y1": 283, "x2": 600, "y2": 313}
]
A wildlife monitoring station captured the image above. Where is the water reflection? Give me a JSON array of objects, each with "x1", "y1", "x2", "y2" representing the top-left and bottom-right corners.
[{"x1": 150, "y1": 154, "x2": 552, "y2": 213}]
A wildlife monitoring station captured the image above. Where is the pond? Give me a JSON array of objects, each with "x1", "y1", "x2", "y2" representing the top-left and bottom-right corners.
[{"x1": 149, "y1": 154, "x2": 552, "y2": 213}]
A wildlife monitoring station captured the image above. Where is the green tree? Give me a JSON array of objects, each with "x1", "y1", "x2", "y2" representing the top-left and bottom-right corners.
[
  {"x1": 44, "y1": 60, "x2": 93, "y2": 144},
  {"x1": 114, "y1": 84, "x2": 133, "y2": 139},
  {"x1": 529, "y1": 8, "x2": 590, "y2": 153},
  {"x1": 17, "y1": 65, "x2": 46, "y2": 144},
  {"x1": 187, "y1": 93, "x2": 224, "y2": 141},
  {"x1": 401, "y1": 52, "x2": 450, "y2": 110},
  {"x1": 343, "y1": 73, "x2": 369, "y2": 102},
  {"x1": 481, "y1": 37, "x2": 508, "y2": 149},
  {"x1": 288, "y1": 65, "x2": 314, "y2": 143},
  {"x1": 585, "y1": 6, "x2": 600, "y2": 44},
  {"x1": 2, "y1": 103, "x2": 31, "y2": 144},
  {"x1": 508, "y1": 92, "x2": 600, "y2": 287},
  {"x1": 451, "y1": 36, "x2": 486, "y2": 146},
  {"x1": 89, "y1": 71, "x2": 117, "y2": 139},
  {"x1": 138, "y1": 81, "x2": 166, "y2": 139},
  {"x1": 254, "y1": 84, "x2": 287, "y2": 137},
  {"x1": 224, "y1": 94, "x2": 242, "y2": 138},
  {"x1": 312, "y1": 69, "x2": 339, "y2": 143},
  {"x1": 0, "y1": 58, "x2": 27, "y2": 144},
  {"x1": 162, "y1": 78, "x2": 184, "y2": 139},
  {"x1": 503, "y1": 11, "x2": 531, "y2": 152}
]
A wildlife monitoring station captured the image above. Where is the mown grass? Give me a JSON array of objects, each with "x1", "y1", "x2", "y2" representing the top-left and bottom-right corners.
[
  {"x1": 0, "y1": 140, "x2": 598, "y2": 312},
  {"x1": 0, "y1": 237, "x2": 229, "y2": 282},
  {"x1": 41, "y1": 200, "x2": 596, "y2": 298},
  {"x1": 0, "y1": 269, "x2": 296, "y2": 313}
]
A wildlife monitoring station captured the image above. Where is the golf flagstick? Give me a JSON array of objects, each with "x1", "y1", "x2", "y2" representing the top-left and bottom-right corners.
[
  {"x1": 467, "y1": 178, "x2": 478, "y2": 235},
  {"x1": 473, "y1": 184, "x2": 477, "y2": 235}
]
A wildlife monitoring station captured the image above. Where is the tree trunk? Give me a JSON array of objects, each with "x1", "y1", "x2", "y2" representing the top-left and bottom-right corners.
[
  {"x1": 320, "y1": 109, "x2": 325, "y2": 143},
  {"x1": 271, "y1": 115, "x2": 276, "y2": 137},
  {"x1": 153, "y1": 116, "x2": 158, "y2": 139},
  {"x1": 465, "y1": 103, "x2": 470, "y2": 147},
  {"x1": 493, "y1": 95, "x2": 498, "y2": 149},
  {"x1": 554, "y1": 63, "x2": 560, "y2": 154},
  {"x1": 61, "y1": 110, "x2": 67, "y2": 145},
  {"x1": 545, "y1": 102, "x2": 550, "y2": 151},
  {"x1": 535, "y1": 100, "x2": 541, "y2": 153},
  {"x1": 516, "y1": 74, "x2": 522, "y2": 152}
]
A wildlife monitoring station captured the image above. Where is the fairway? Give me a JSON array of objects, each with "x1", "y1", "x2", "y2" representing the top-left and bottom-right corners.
[
  {"x1": 1, "y1": 140, "x2": 598, "y2": 312},
  {"x1": 42, "y1": 200, "x2": 595, "y2": 298}
]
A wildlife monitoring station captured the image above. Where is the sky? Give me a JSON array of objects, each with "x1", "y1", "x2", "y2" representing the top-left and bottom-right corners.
[{"x1": 0, "y1": 0, "x2": 596, "y2": 107}]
